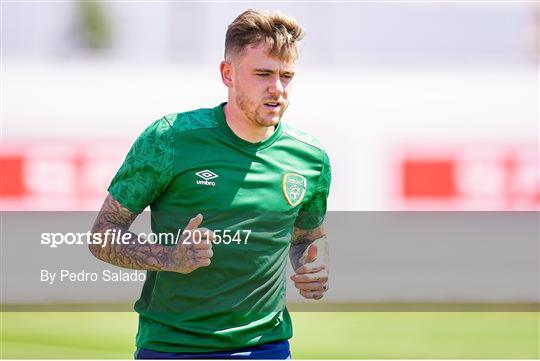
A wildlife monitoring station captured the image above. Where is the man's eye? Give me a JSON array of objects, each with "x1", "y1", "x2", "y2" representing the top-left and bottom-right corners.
[
  {"x1": 281, "y1": 75, "x2": 294, "y2": 79},
  {"x1": 257, "y1": 73, "x2": 270, "y2": 77}
]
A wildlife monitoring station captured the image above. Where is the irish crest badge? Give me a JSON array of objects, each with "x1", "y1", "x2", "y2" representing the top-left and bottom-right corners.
[{"x1": 282, "y1": 173, "x2": 307, "y2": 207}]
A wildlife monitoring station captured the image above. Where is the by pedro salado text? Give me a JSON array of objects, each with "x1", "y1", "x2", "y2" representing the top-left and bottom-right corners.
[{"x1": 41, "y1": 269, "x2": 146, "y2": 285}]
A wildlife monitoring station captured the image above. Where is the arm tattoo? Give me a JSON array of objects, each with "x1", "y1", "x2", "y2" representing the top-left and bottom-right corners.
[
  {"x1": 89, "y1": 194, "x2": 173, "y2": 271},
  {"x1": 289, "y1": 225, "x2": 329, "y2": 271}
]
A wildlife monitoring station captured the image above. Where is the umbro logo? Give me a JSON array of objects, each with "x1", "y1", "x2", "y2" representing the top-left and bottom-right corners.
[{"x1": 195, "y1": 170, "x2": 218, "y2": 186}]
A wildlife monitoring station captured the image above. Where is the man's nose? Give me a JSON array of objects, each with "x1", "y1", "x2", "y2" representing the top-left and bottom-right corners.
[{"x1": 268, "y1": 76, "x2": 284, "y2": 96}]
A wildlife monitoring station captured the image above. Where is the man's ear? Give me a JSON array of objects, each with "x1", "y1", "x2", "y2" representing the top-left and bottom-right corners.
[{"x1": 220, "y1": 61, "x2": 233, "y2": 88}]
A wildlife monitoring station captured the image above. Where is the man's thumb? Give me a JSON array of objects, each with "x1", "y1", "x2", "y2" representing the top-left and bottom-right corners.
[
  {"x1": 305, "y1": 244, "x2": 318, "y2": 263},
  {"x1": 185, "y1": 214, "x2": 203, "y2": 231}
]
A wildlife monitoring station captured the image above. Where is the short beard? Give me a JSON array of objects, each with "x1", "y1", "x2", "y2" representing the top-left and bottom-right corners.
[{"x1": 235, "y1": 92, "x2": 285, "y2": 127}]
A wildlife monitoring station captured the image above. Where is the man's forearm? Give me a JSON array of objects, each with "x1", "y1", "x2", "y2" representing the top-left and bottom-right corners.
[
  {"x1": 89, "y1": 194, "x2": 173, "y2": 272},
  {"x1": 289, "y1": 236, "x2": 328, "y2": 270},
  {"x1": 289, "y1": 225, "x2": 329, "y2": 270},
  {"x1": 89, "y1": 228, "x2": 174, "y2": 271}
]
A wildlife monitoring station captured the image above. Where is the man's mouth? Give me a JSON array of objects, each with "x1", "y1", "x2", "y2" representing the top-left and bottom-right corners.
[{"x1": 264, "y1": 101, "x2": 281, "y2": 110}]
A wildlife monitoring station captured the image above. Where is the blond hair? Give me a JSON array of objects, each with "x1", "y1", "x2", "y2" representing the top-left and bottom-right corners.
[{"x1": 225, "y1": 9, "x2": 304, "y2": 62}]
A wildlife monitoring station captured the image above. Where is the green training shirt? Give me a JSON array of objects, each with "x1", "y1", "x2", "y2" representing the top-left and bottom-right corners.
[{"x1": 108, "y1": 103, "x2": 331, "y2": 353}]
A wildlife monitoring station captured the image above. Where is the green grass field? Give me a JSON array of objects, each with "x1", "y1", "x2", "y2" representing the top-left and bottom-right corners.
[{"x1": 1, "y1": 311, "x2": 538, "y2": 359}]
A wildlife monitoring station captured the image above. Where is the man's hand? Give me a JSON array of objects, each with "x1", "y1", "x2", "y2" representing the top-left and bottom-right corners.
[
  {"x1": 290, "y1": 234, "x2": 329, "y2": 300},
  {"x1": 166, "y1": 214, "x2": 215, "y2": 274},
  {"x1": 89, "y1": 194, "x2": 215, "y2": 273}
]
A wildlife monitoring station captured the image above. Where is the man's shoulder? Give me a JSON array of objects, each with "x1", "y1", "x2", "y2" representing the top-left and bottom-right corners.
[
  {"x1": 282, "y1": 123, "x2": 326, "y2": 153},
  {"x1": 161, "y1": 106, "x2": 220, "y2": 134}
]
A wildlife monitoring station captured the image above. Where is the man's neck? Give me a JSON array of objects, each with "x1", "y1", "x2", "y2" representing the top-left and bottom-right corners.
[{"x1": 223, "y1": 103, "x2": 275, "y2": 143}]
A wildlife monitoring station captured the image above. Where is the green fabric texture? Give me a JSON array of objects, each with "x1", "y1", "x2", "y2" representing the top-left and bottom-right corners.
[
  {"x1": 107, "y1": 117, "x2": 174, "y2": 214},
  {"x1": 108, "y1": 103, "x2": 331, "y2": 353}
]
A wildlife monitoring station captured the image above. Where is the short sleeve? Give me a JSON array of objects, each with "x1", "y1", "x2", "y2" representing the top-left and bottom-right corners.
[
  {"x1": 107, "y1": 118, "x2": 174, "y2": 213},
  {"x1": 294, "y1": 152, "x2": 332, "y2": 230}
]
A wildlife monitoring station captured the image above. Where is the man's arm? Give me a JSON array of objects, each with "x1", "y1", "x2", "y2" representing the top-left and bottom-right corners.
[
  {"x1": 89, "y1": 194, "x2": 213, "y2": 273},
  {"x1": 289, "y1": 224, "x2": 329, "y2": 300}
]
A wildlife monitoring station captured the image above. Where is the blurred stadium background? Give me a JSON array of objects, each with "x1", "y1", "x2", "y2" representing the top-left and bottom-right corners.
[{"x1": 1, "y1": 1, "x2": 539, "y2": 359}]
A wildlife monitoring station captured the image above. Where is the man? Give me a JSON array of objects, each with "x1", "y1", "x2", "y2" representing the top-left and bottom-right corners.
[{"x1": 90, "y1": 9, "x2": 331, "y2": 359}]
